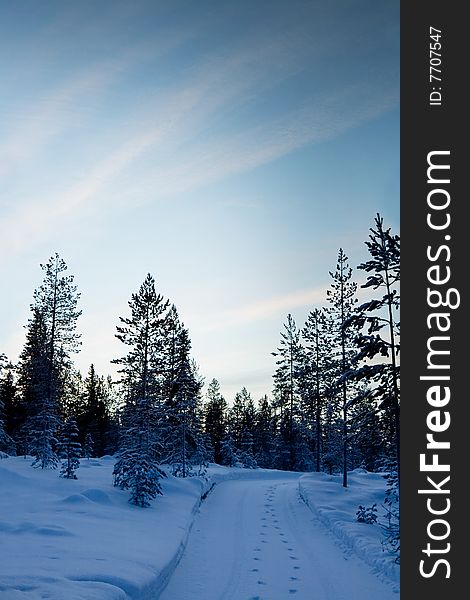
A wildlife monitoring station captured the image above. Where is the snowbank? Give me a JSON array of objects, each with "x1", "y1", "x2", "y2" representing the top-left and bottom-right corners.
[
  {"x1": 0, "y1": 456, "x2": 296, "y2": 600},
  {"x1": 298, "y1": 468, "x2": 399, "y2": 590},
  {"x1": 0, "y1": 457, "x2": 398, "y2": 599}
]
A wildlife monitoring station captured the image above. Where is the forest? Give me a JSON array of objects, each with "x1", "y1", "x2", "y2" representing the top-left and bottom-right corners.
[{"x1": 0, "y1": 213, "x2": 399, "y2": 554}]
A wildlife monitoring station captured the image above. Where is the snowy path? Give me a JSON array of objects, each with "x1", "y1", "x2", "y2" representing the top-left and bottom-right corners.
[{"x1": 158, "y1": 477, "x2": 398, "y2": 600}]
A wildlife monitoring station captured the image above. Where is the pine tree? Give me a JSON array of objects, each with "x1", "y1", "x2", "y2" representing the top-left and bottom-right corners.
[
  {"x1": 33, "y1": 254, "x2": 81, "y2": 414},
  {"x1": 17, "y1": 255, "x2": 81, "y2": 468},
  {"x1": 327, "y1": 249, "x2": 357, "y2": 487},
  {"x1": 112, "y1": 274, "x2": 168, "y2": 506},
  {"x1": 346, "y1": 214, "x2": 400, "y2": 483},
  {"x1": 58, "y1": 417, "x2": 81, "y2": 479}
]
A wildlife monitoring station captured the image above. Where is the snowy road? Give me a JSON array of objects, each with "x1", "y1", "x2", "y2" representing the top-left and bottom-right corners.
[{"x1": 158, "y1": 476, "x2": 398, "y2": 600}]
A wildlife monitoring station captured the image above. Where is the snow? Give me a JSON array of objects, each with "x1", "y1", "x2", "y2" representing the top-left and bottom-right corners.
[
  {"x1": 299, "y1": 469, "x2": 400, "y2": 588},
  {"x1": 0, "y1": 456, "x2": 399, "y2": 599}
]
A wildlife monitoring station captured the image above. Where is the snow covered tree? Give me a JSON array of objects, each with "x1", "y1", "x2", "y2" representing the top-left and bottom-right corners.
[
  {"x1": 226, "y1": 388, "x2": 248, "y2": 450},
  {"x1": 301, "y1": 308, "x2": 333, "y2": 472},
  {"x1": 78, "y1": 364, "x2": 113, "y2": 457},
  {"x1": 161, "y1": 305, "x2": 184, "y2": 404},
  {"x1": 220, "y1": 433, "x2": 239, "y2": 467},
  {"x1": 327, "y1": 248, "x2": 357, "y2": 487},
  {"x1": 162, "y1": 328, "x2": 205, "y2": 477},
  {"x1": 18, "y1": 308, "x2": 61, "y2": 468},
  {"x1": 253, "y1": 395, "x2": 276, "y2": 468},
  {"x1": 238, "y1": 428, "x2": 257, "y2": 468},
  {"x1": 33, "y1": 254, "x2": 81, "y2": 414},
  {"x1": 83, "y1": 432, "x2": 94, "y2": 459},
  {"x1": 60, "y1": 367, "x2": 84, "y2": 421},
  {"x1": 58, "y1": 417, "x2": 81, "y2": 479},
  {"x1": 126, "y1": 454, "x2": 163, "y2": 507},
  {"x1": 203, "y1": 379, "x2": 227, "y2": 464},
  {"x1": 272, "y1": 314, "x2": 303, "y2": 470},
  {"x1": 17, "y1": 255, "x2": 81, "y2": 468},
  {"x1": 112, "y1": 274, "x2": 168, "y2": 506}
]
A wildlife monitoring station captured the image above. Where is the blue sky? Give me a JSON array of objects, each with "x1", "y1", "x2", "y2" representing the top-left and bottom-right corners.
[{"x1": 0, "y1": 0, "x2": 399, "y2": 402}]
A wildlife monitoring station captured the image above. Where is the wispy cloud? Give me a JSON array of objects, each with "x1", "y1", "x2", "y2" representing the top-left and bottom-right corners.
[
  {"x1": 0, "y1": 9, "x2": 397, "y2": 262},
  {"x1": 190, "y1": 286, "x2": 327, "y2": 333},
  {"x1": 189, "y1": 280, "x2": 374, "y2": 335},
  {"x1": 123, "y1": 80, "x2": 398, "y2": 201}
]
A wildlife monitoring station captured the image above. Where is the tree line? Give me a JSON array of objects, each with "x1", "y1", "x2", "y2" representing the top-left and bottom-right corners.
[{"x1": 0, "y1": 214, "x2": 399, "y2": 525}]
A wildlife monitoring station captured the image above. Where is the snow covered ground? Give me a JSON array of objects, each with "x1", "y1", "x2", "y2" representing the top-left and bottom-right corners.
[
  {"x1": 299, "y1": 469, "x2": 400, "y2": 586},
  {"x1": 0, "y1": 456, "x2": 399, "y2": 599}
]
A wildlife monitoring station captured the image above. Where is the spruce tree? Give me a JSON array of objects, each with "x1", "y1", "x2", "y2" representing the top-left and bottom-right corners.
[
  {"x1": 79, "y1": 364, "x2": 111, "y2": 457},
  {"x1": 18, "y1": 308, "x2": 61, "y2": 468},
  {"x1": 203, "y1": 379, "x2": 227, "y2": 464},
  {"x1": 220, "y1": 433, "x2": 239, "y2": 467},
  {"x1": 0, "y1": 357, "x2": 16, "y2": 455},
  {"x1": 163, "y1": 328, "x2": 205, "y2": 477},
  {"x1": 58, "y1": 417, "x2": 81, "y2": 479},
  {"x1": 239, "y1": 428, "x2": 257, "y2": 468},
  {"x1": 272, "y1": 314, "x2": 303, "y2": 470},
  {"x1": 253, "y1": 396, "x2": 276, "y2": 468},
  {"x1": 112, "y1": 274, "x2": 168, "y2": 506},
  {"x1": 83, "y1": 432, "x2": 94, "y2": 459}
]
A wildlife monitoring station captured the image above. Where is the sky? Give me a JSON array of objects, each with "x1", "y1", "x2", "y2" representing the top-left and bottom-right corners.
[{"x1": 0, "y1": 0, "x2": 399, "y2": 403}]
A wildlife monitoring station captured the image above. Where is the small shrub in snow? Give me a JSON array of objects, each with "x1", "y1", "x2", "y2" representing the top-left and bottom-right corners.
[{"x1": 356, "y1": 504, "x2": 378, "y2": 524}]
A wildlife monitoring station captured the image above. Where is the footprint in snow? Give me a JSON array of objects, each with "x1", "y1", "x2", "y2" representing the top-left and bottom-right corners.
[
  {"x1": 289, "y1": 556, "x2": 298, "y2": 561},
  {"x1": 289, "y1": 589, "x2": 298, "y2": 594},
  {"x1": 257, "y1": 580, "x2": 267, "y2": 586},
  {"x1": 293, "y1": 566, "x2": 300, "y2": 570},
  {"x1": 251, "y1": 568, "x2": 259, "y2": 573}
]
